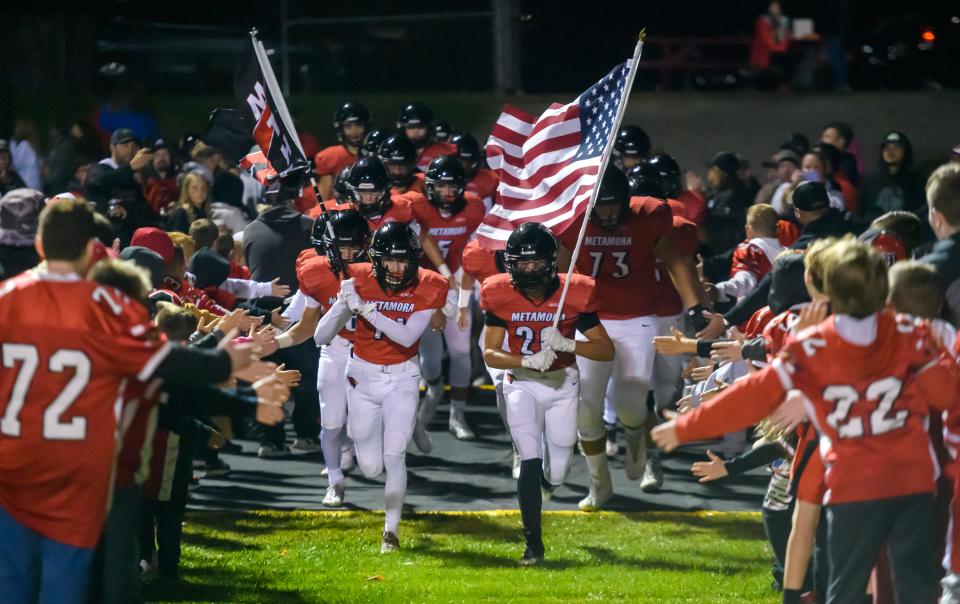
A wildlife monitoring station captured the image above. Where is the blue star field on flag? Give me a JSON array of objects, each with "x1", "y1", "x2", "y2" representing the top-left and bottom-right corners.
[{"x1": 574, "y1": 62, "x2": 630, "y2": 162}]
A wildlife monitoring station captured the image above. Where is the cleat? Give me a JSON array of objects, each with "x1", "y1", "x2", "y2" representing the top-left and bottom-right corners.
[
  {"x1": 640, "y1": 453, "x2": 664, "y2": 493},
  {"x1": 380, "y1": 531, "x2": 400, "y2": 554},
  {"x1": 578, "y1": 476, "x2": 613, "y2": 512},
  {"x1": 203, "y1": 458, "x2": 231, "y2": 478},
  {"x1": 412, "y1": 417, "x2": 433, "y2": 453},
  {"x1": 322, "y1": 482, "x2": 345, "y2": 507},
  {"x1": 292, "y1": 437, "x2": 322, "y2": 452},
  {"x1": 540, "y1": 478, "x2": 556, "y2": 502},
  {"x1": 623, "y1": 430, "x2": 648, "y2": 481},
  {"x1": 512, "y1": 452, "x2": 521, "y2": 480},
  {"x1": 320, "y1": 466, "x2": 329, "y2": 477},
  {"x1": 448, "y1": 416, "x2": 476, "y2": 440},
  {"x1": 519, "y1": 543, "x2": 545, "y2": 566},
  {"x1": 257, "y1": 443, "x2": 290, "y2": 459}
]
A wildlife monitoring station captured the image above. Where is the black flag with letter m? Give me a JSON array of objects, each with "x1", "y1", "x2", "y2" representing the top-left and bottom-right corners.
[{"x1": 232, "y1": 30, "x2": 309, "y2": 184}]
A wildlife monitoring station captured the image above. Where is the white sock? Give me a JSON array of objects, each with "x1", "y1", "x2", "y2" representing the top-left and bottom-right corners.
[
  {"x1": 583, "y1": 452, "x2": 610, "y2": 487},
  {"x1": 449, "y1": 398, "x2": 467, "y2": 421},
  {"x1": 383, "y1": 454, "x2": 406, "y2": 534}
]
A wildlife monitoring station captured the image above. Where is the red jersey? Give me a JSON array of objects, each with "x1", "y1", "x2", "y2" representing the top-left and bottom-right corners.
[
  {"x1": 0, "y1": 271, "x2": 169, "y2": 547},
  {"x1": 391, "y1": 173, "x2": 426, "y2": 196},
  {"x1": 296, "y1": 251, "x2": 356, "y2": 342},
  {"x1": 351, "y1": 264, "x2": 448, "y2": 365},
  {"x1": 480, "y1": 273, "x2": 598, "y2": 370},
  {"x1": 461, "y1": 239, "x2": 502, "y2": 285},
  {"x1": 320, "y1": 194, "x2": 418, "y2": 232},
  {"x1": 143, "y1": 176, "x2": 178, "y2": 214},
  {"x1": 307, "y1": 198, "x2": 343, "y2": 219},
  {"x1": 777, "y1": 219, "x2": 800, "y2": 247},
  {"x1": 466, "y1": 168, "x2": 499, "y2": 210},
  {"x1": 314, "y1": 144, "x2": 357, "y2": 177},
  {"x1": 115, "y1": 378, "x2": 162, "y2": 488},
  {"x1": 562, "y1": 196, "x2": 671, "y2": 320},
  {"x1": 762, "y1": 306, "x2": 802, "y2": 356},
  {"x1": 730, "y1": 237, "x2": 781, "y2": 281},
  {"x1": 410, "y1": 193, "x2": 484, "y2": 273},
  {"x1": 677, "y1": 311, "x2": 959, "y2": 505},
  {"x1": 674, "y1": 190, "x2": 708, "y2": 226},
  {"x1": 416, "y1": 141, "x2": 457, "y2": 171},
  {"x1": 654, "y1": 214, "x2": 698, "y2": 317}
]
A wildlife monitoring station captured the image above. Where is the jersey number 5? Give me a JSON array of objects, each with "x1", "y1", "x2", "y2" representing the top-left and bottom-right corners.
[
  {"x1": 588, "y1": 251, "x2": 629, "y2": 279},
  {"x1": 1, "y1": 343, "x2": 91, "y2": 440}
]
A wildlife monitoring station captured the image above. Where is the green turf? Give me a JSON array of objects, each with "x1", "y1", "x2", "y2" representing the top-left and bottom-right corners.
[{"x1": 142, "y1": 510, "x2": 777, "y2": 603}]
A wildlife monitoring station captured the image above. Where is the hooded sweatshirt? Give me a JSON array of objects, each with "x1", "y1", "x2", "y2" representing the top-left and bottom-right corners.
[
  {"x1": 243, "y1": 204, "x2": 313, "y2": 306},
  {"x1": 857, "y1": 131, "x2": 926, "y2": 222}
]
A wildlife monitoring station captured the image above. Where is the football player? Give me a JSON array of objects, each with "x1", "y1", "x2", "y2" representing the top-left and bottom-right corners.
[
  {"x1": 560, "y1": 167, "x2": 704, "y2": 512},
  {"x1": 314, "y1": 100, "x2": 370, "y2": 200},
  {"x1": 378, "y1": 133, "x2": 425, "y2": 195},
  {"x1": 644, "y1": 154, "x2": 708, "y2": 227},
  {"x1": 451, "y1": 132, "x2": 499, "y2": 212},
  {"x1": 396, "y1": 102, "x2": 456, "y2": 171},
  {"x1": 612, "y1": 125, "x2": 650, "y2": 173},
  {"x1": 328, "y1": 222, "x2": 450, "y2": 553},
  {"x1": 412, "y1": 156, "x2": 485, "y2": 440},
  {"x1": 480, "y1": 222, "x2": 614, "y2": 566},
  {"x1": 359, "y1": 128, "x2": 387, "y2": 159},
  {"x1": 293, "y1": 209, "x2": 371, "y2": 507}
]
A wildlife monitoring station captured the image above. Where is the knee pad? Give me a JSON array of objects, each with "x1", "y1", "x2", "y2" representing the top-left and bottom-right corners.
[
  {"x1": 577, "y1": 402, "x2": 606, "y2": 442},
  {"x1": 384, "y1": 430, "x2": 409, "y2": 458},
  {"x1": 358, "y1": 459, "x2": 383, "y2": 479},
  {"x1": 513, "y1": 429, "x2": 542, "y2": 461}
]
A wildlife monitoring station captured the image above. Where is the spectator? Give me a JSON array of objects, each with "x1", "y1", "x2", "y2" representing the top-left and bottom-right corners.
[
  {"x1": 772, "y1": 149, "x2": 845, "y2": 215},
  {"x1": 0, "y1": 188, "x2": 43, "y2": 280},
  {"x1": 919, "y1": 162, "x2": 960, "y2": 324},
  {"x1": 188, "y1": 218, "x2": 220, "y2": 252},
  {"x1": 84, "y1": 128, "x2": 156, "y2": 246},
  {"x1": 820, "y1": 121, "x2": 860, "y2": 186},
  {"x1": 143, "y1": 139, "x2": 179, "y2": 215},
  {"x1": 167, "y1": 172, "x2": 211, "y2": 234},
  {"x1": 816, "y1": 143, "x2": 858, "y2": 213},
  {"x1": 858, "y1": 131, "x2": 926, "y2": 223},
  {"x1": 10, "y1": 118, "x2": 42, "y2": 190},
  {"x1": 749, "y1": 1, "x2": 791, "y2": 89},
  {"x1": 0, "y1": 141, "x2": 26, "y2": 195},
  {"x1": 756, "y1": 149, "x2": 799, "y2": 205},
  {"x1": 703, "y1": 152, "x2": 753, "y2": 276}
]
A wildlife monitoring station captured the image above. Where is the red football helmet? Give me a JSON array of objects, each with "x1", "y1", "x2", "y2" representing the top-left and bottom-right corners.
[{"x1": 859, "y1": 228, "x2": 906, "y2": 266}]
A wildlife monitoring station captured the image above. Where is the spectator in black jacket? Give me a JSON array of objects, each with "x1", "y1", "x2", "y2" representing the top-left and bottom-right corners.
[
  {"x1": 84, "y1": 128, "x2": 156, "y2": 246},
  {"x1": 0, "y1": 142, "x2": 26, "y2": 195},
  {"x1": 0, "y1": 187, "x2": 43, "y2": 280},
  {"x1": 858, "y1": 131, "x2": 926, "y2": 223},
  {"x1": 919, "y1": 162, "x2": 960, "y2": 324},
  {"x1": 243, "y1": 177, "x2": 321, "y2": 458},
  {"x1": 702, "y1": 152, "x2": 755, "y2": 283}
]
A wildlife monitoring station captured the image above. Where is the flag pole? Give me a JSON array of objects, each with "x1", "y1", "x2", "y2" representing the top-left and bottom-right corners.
[
  {"x1": 551, "y1": 31, "x2": 645, "y2": 329},
  {"x1": 248, "y1": 29, "x2": 344, "y2": 277}
]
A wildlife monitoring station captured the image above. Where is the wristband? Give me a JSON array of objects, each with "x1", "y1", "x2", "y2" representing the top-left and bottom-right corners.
[
  {"x1": 458, "y1": 286, "x2": 473, "y2": 309},
  {"x1": 438, "y1": 264, "x2": 452, "y2": 278},
  {"x1": 275, "y1": 333, "x2": 293, "y2": 349}
]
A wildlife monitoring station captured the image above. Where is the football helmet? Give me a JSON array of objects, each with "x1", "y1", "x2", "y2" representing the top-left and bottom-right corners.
[
  {"x1": 451, "y1": 132, "x2": 482, "y2": 172},
  {"x1": 369, "y1": 221, "x2": 422, "y2": 292},
  {"x1": 311, "y1": 209, "x2": 370, "y2": 266},
  {"x1": 592, "y1": 165, "x2": 631, "y2": 229},
  {"x1": 397, "y1": 102, "x2": 434, "y2": 146},
  {"x1": 424, "y1": 155, "x2": 467, "y2": 215},
  {"x1": 359, "y1": 128, "x2": 386, "y2": 159},
  {"x1": 346, "y1": 158, "x2": 392, "y2": 220},
  {"x1": 859, "y1": 228, "x2": 906, "y2": 267},
  {"x1": 503, "y1": 222, "x2": 560, "y2": 300},
  {"x1": 627, "y1": 163, "x2": 666, "y2": 199},
  {"x1": 378, "y1": 133, "x2": 418, "y2": 189},
  {"x1": 613, "y1": 125, "x2": 651, "y2": 169},
  {"x1": 645, "y1": 154, "x2": 682, "y2": 198},
  {"x1": 433, "y1": 120, "x2": 452, "y2": 143},
  {"x1": 333, "y1": 165, "x2": 352, "y2": 201},
  {"x1": 333, "y1": 100, "x2": 370, "y2": 146}
]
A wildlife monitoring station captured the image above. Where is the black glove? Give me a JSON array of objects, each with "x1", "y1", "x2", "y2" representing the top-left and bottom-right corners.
[{"x1": 686, "y1": 304, "x2": 710, "y2": 332}]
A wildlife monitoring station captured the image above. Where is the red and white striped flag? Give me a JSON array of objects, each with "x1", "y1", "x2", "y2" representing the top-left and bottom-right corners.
[{"x1": 477, "y1": 61, "x2": 632, "y2": 249}]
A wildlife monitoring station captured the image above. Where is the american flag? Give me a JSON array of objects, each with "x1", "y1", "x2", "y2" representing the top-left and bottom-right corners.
[{"x1": 476, "y1": 61, "x2": 632, "y2": 248}]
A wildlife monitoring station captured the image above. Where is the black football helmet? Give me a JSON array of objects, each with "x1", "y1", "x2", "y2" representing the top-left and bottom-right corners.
[
  {"x1": 424, "y1": 155, "x2": 467, "y2": 215},
  {"x1": 369, "y1": 221, "x2": 422, "y2": 293},
  {"x1": 451, "y1": 132, "x2": 482, "y2": 173},
  {"x1": 613, "y1": 125, "x2": 651, "y2": 170},
  {"x1": 503, "y1": 223, "x2": 560, "y2": 300},
  {"x1": 378, "y1": 133, "x2": 418, "y2": 189},
  {"x1": 645, "y1": 154, "x2": 682, "y2": 198},
  {"x1": 433, "y1": 120, "x2": 452, "y2": 142},
  {"x1": 397, "y1": 102, "x2": 434, "y2": 146},
  {"x1": 311, "y1": 208, "x2": 370, "y2": 265},
  {"x1": 333, "y1": 100, "x2": 370, "y2": 146},
  {"x1": 346, "y1": 158, "x2": 392, "y2": 220},
  {"x1": 359, "y1": 128, "x2": 386, "y2": 159},
  {"x1": 592, "y1": 165, "x2": 631, "y2": 229},
  {"x1": 333, "y1": 165, "x2": 352, "y2": 201},
  {"x1": 627, "y1": 162, "x2": 666, "y2": 199}
]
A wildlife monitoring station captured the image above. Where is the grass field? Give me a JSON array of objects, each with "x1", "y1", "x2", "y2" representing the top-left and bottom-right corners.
[{"x1": 142, "y1": 510, "x2": 777, "y2": 603}]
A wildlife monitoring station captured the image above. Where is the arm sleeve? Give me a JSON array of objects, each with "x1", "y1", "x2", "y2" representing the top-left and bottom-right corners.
[
  {"x1": 675, "y1": 364, "x2": 787, "y2": 443},
  {"x1": 222, "y1": 278, "x2": 274, "y2": 300},
  {"x1": 724, "y1": 442, "x2": 784, "y2": 475},
  {"x1": 484, "y1": 312, "x2": 508, "y2": 328},
  {"x1": 283, "y1": 290, "x2": 310, "y2": 323},
  {"x1": 314, "y1": 299, "x2": 352, "y2": 345},
  {"x1": 364, "y1": 308, "x2": 434, "y2": 348},
  {"x1": 917, "y1": 352, "x2": 960, "y2": 412},
  {"x1": 189, "y1": 331, "x2": 224, "y2": 349},
  {"x1": 576, "y1": 311, "x2": 601, "y2": 333},
  {"x1": 153, "y1": 344, "x2": 232, "y2": 386},
  {"x1": 715, "y1": 270, "x2": 758, "y2": 300},
  {"x1": 162, "y1": 383, "x2": 259, "y2": 417},
  {"x1": 724, "y1": 272, "x2": 772, "y2": 326}
]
